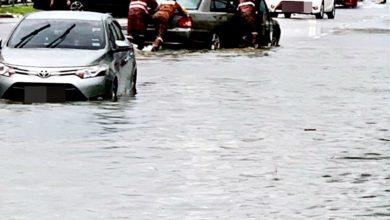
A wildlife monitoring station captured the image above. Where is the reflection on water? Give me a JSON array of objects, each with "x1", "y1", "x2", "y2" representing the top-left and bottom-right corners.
[
  {"x1": 136, "y1": 47, "x2": 274, "y2": 62},
  {"x1": 1, "y1": 4, "x2": 389, "y2": 219}
]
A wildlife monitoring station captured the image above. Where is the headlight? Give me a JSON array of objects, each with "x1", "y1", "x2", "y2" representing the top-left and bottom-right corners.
[
  {"x1": 76, "y1": 64, "x2": 108, "y2": 79},
  {"x1": 0, "y1": 63, "x2": 15, "y2": 77}
]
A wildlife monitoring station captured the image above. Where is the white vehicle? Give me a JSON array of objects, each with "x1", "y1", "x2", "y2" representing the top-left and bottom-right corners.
[{"x1": 266, "y1": 0, "x2": 336, "y2": 19}]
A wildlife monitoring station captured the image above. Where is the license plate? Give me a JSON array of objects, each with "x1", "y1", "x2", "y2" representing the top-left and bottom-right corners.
[
  {"x1": 282, "y1": 1, "x2": 312, "y2": 13},
  {"x1": 24, "y1": 85, "x2": 66, "y2": 103}
]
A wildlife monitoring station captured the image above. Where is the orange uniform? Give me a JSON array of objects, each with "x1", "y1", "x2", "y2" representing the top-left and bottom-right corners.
[
  {"x1": 128, "y1": 0, "x2": 158, "y2": 50},
  {"x1": 151, "y1": 0, "x2": 188, "y2": 51},
  {"x1": 237, "y1": 0, "x2": 258, "y2": 47}
]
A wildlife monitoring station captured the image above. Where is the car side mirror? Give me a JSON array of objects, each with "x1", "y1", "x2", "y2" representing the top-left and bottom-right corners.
[{"x1": 113, "y1": 40, "x2": 131, "y2": 52}]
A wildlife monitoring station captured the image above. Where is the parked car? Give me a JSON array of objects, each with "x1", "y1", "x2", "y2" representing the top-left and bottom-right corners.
[
  {"x1": 144, "y1": 0, "x2": 281, "y2": 49},
  {"x1": 266, "y1": 0, "x2": 336, "y2": 19},
  {"x1": 32, "y1": 0, "x2": 129, "y2": 16},
  {"x1": 1, "y1": 0, "x2": 22, "y2": 5},
  {"x1": 335, "y1": 0, "x2": 358, "y2": 8},
  {"x1": 0, "y1": 11, "x2": 137, "y2": 102}
]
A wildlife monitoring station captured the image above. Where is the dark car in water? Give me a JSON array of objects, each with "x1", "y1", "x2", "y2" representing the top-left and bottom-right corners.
[{"x1": 144, "y1": 0, "x2": 281, "y2": 49}]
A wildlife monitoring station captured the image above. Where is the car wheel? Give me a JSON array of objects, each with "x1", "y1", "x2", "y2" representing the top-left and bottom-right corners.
[
  {"x1": 284, "y1": 13, "x2": 291, "y2": 18},
  {"x1": 210, "y1": 33, "x2": 221, "y2": 50},
  {"x1": 130, "y1": 69, "x2": 137, "y2": 97},
  {"x1": 315, "y1": 2, "x2": 324, "y2": 19},
  {"x1": 326, "y1": 4, "x2": 335, "y2": 19}
]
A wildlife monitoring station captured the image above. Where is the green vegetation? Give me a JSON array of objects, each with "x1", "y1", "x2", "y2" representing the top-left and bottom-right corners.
[{"x1": 0, "y1": 5, "x2": 37, "y2": 15}]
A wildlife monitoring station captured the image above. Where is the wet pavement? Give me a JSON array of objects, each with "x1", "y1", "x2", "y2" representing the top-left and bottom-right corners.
[{"x1": 0, "y1": 1, "x2": 389, "y2": 219}]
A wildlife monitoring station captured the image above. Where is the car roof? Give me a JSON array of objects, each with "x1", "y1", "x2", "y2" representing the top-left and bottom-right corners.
[{"x1": 24, "y1": 11, "x2": 112, "y2": 21}]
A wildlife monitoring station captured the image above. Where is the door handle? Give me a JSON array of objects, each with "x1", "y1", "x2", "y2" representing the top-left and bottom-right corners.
[{"x1": 214, "y1": 15, "x2": 227, "y2": 21}]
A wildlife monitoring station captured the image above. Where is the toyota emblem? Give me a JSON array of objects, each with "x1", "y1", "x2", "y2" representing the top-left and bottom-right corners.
[{"x1": 37, "y1": 70, "x2": 51, "y2": 78}]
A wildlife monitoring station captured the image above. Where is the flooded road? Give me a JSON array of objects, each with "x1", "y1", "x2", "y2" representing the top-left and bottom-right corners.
[{"x1": 1, "y1": 1, "x2": 389, "y2": 219}]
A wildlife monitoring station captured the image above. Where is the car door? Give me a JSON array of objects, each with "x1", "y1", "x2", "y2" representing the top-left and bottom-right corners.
[
  {"x1": 107, "y1": 19, "x2": 133, "y2": 96},
  {"x1": 257, "y1": 0, "x2": 273, "y2": 45}
]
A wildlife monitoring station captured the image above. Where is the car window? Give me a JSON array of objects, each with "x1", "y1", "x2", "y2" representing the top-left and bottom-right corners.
[
  {"x1": 157, "y1": 0, "x2": 201, "y2": 10},
  {"x1": 108, "y1": 23, "x2": 120, "y2": 41},
  {"x1": 8, "y1": 19, "x2": 106, "y2": 50},
  {"x1": 210, "y1": 0, "x2": 230, "y2": 12},
  {"x1": 258, "y1": 0, "x2": 270, "y2": 24},
  {"x1": 259, "y1": 0, "x2": 269, "y2": 13},
  {"x1": 107, "y1": 21, "x2": 124, "y2": 49},
  {"x1": 110, "y1": 20, "x2": 125, "y2": 41}
]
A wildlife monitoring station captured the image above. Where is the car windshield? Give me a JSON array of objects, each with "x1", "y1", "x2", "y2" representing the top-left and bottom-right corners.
[
  {"x1": 8, "y1": 19, "x2": 106, "y2": 50},
  {"x1": 157, "y1": 0, "x2": 201, "y2": 10}
]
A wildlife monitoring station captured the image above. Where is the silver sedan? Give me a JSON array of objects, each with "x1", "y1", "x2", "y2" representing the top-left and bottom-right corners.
[{"x1": 0, "y1": 11, "x2": 137, "y2": 103}]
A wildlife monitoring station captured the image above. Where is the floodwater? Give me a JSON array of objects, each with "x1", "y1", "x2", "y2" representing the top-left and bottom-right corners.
[{"x1": 0, "y1": 1, "x2": 389, "y2": 219}]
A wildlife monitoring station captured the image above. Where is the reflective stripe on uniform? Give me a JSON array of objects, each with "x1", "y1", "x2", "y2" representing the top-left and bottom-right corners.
[
  {"x1": 160, "y1": 0, "x2": 176, "y2": 5},
  {"x1": 238, "y1": 1, "x2": 255, "y2": 8},
  {"x1": 129, "y1": 1, "x2": 148, "y2": 13}
]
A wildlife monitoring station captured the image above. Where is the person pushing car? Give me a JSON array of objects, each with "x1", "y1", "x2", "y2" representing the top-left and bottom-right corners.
[
  {"x1": 128, "y1": 0, "x2": 159, "y2": 50},
  {"x1": 151, "y1": 0, "x2": 189, "y2": 52},
  {"x1": 237, "y1": 0, "x2": 259, "y2": 48}
]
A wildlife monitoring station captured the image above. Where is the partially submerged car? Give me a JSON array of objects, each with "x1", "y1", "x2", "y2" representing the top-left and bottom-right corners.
[
  {"x1": 144, "y1": 0, "x2": 281, "y2": 49},
  {"x1": 266, "y1": 0, "x2": 336, "y2": 19},
  {"x1": 0, "y1": 11, "x2": 137, "y2": 103}
]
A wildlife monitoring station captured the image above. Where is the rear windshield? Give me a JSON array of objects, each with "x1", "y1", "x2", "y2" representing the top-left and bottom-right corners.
[
  {"x1": 157, "y1": 0, "x2": 201, "y2": 10},
  {"x1": 8, "y1": 19, "x2": 106, "y2": 50}
]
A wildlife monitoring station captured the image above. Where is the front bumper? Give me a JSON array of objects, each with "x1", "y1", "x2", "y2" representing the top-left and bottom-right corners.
[{"x1": 0, "y1": 66, "x2": 107, "y2": 102}]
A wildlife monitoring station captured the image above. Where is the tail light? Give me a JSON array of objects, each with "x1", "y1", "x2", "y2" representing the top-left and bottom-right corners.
[{"x1": 176, "y1": 16, "x2": 192, "y2": 28}]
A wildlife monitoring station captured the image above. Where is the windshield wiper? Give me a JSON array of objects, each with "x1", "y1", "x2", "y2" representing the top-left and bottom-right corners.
[
  {"x1": 46, "y1": 24, "x2": 76, "y2": 48},
  {"x1": 14, "y1": 24, "x2": 51, "y2": 48}
]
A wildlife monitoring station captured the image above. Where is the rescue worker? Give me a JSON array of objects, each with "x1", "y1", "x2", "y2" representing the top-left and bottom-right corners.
[
  {"x1": 151, "y1": 0, "x2": 189, "y2": 52},
  {"x1": 127, "y1": 0, "x2": 158, "y2": 50},
  {"x1": 237, "y1": 0, "x2": 259, "y2": 48}
]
